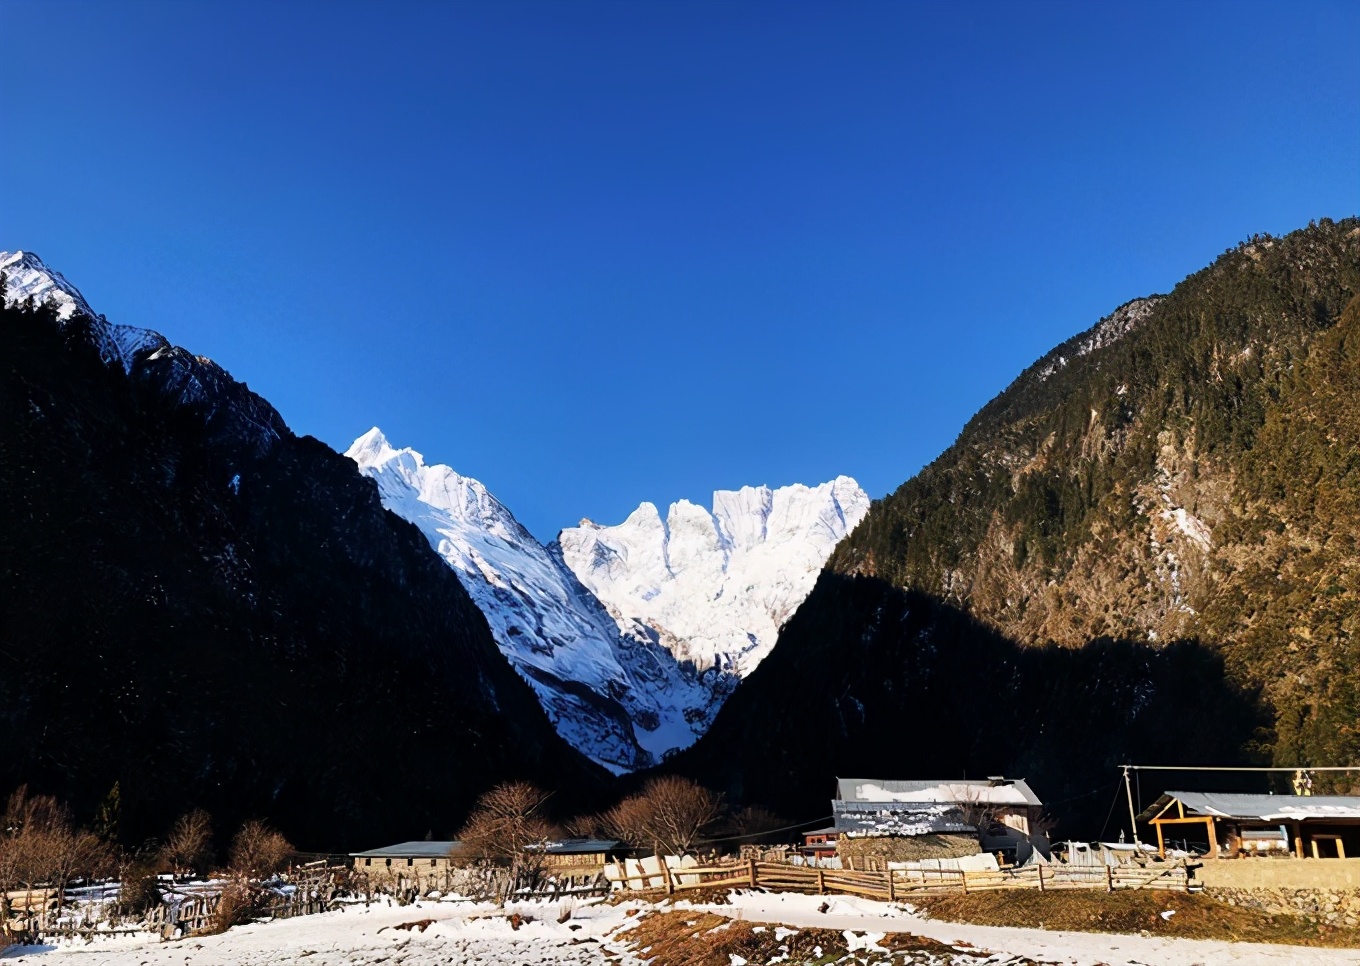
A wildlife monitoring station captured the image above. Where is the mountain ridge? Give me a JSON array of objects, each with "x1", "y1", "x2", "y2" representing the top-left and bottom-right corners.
[
  {"x1": 347, "y1": 426, "x2": 868, "y2": 771},
  {"x1": 0, "y1": 251, "x2": 606, "y2": 847}
]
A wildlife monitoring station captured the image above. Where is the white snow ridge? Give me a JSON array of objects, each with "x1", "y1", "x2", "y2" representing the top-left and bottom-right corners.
[{"x1": 348, "y1": 429, "x2": 868, "y2": 772}]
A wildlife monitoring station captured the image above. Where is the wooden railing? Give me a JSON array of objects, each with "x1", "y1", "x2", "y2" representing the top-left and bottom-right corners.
[{"x1": 620, "y1": 857, "x2": 1198, "y2": 900}]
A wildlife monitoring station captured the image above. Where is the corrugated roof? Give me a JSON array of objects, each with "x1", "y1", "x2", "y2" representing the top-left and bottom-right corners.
[
  {"x1": 348, "y1": 838, "x2": 623, "y2": 859},
  {"x1": 1139, "y1": 792, "x2": 1360, "y2": 823},
  {"x1": 350, "y1": 841, "x2": 457, "y2": 859},
  {"x1": 542, "y1": 839, "x2": 623, "y2": 855},
  {"x1": 836, "y1": 777, "x2": 1042, "y2": 806}
]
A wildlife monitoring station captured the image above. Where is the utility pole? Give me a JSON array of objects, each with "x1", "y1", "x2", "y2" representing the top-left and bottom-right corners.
[{"x1": 1123, "y1": 765, "x2": 1141, "y2": 846}]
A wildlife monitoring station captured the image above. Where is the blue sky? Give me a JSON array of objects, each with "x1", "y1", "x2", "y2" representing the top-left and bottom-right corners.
[{"x1": 4, "y1": 0, "x2": 1357, "y2": 541}]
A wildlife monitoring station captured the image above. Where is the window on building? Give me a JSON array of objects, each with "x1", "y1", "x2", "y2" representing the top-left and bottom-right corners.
[
  {"x1": 407, "y1": 858, "x2": 414, "y2": 867},
  {"x1": 365, "y1": 858, "x2": 372, "y2": 867},
  {"x1": 385, "y1": 858, "x2": 391, "y2": 867},
  {"x1": 431, "y1": 859, "x2": 437, "y2": 866}
]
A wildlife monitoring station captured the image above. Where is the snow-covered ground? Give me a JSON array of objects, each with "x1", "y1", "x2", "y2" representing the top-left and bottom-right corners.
[{"x1": 6, "y1": 891, "x2": 1354, "y2": 965}]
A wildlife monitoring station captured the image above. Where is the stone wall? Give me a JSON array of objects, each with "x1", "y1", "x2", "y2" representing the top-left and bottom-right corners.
[
  {"x1": 838, "y1": 834, "x2": 979, "y2": 863},
  {"x1": 1195, "y1": 857, "x2": 1360, "y2": 890},
  {"x1": 1196, "y1": 859, "x2": 1360, "y2": 927}
]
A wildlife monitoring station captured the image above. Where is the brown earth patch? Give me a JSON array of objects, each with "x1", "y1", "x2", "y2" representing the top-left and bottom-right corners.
[
  {"x1": 913, "y1": 890, "x2": 1360, "y2": 948},
  {"x1": 615, "y1": 909, "x2": 1037, "y2": 965}
]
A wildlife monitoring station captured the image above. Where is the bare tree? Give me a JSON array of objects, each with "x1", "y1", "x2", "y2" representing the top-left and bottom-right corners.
[
  {"x1": 0, "y1": 786, "x2": 109, "y2": 917},
  {"x1": 604, "y1": 776, "x2": 724, "y2": 856},
  {"x1": 229, "y1": 820, "x2": 293, "y2": 878},
  {"x1": 161, "y1": 809, "x2": 214, "y2": 878},
  {"x1": 458, "y1": 782, "x2": 557, "y2": 881}
]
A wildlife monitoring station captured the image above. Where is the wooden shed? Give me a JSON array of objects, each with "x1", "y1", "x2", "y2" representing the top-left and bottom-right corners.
[{"x1": 1138, "y1": 791, "x2": 1360, "y2": 859}]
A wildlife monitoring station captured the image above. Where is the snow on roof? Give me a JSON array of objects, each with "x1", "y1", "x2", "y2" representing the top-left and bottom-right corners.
[
  {"x1": 833, "y1": 801, "x2": 977, "y2": 838},
  {"x1": 1141, "y1": 791, "x2": 1360, "y2": 823},
  {"x1": 836, "y1": 777, "x2": 1042, "y2": 806}
]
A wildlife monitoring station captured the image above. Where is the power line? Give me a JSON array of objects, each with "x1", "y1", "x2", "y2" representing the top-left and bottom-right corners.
[
  {"x1": 694, "y1": 815, "x2": 834, "y2": 846},
  {"x1": 1125, "y1": 765, "x2": 1360, "y2": 772}
]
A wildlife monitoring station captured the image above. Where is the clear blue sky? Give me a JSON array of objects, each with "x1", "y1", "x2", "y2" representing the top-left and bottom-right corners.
[{"x1": 4, "y1": 1, "x2": 1357, "y2": 541}]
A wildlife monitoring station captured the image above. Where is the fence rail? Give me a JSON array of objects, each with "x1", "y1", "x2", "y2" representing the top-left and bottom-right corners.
[{"x1": 617, "y1": 857, "x2": 1198, "y2": 901}]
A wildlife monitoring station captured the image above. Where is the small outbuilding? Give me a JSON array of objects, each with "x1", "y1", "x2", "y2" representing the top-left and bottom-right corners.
[
  {"x1": 1139, "y1": 791, "x2": 1360, "y2": 859},
  {"x1": 835, "y1": 777, "x2": 1050, "y2": 864}
]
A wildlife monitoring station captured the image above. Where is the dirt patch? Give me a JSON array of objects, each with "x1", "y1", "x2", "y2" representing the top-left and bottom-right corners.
[
  {"x1": 616, "y1": 909, "x2": 1039, "y2": 965},
  {"x1": 913, "y1": 890, "x2": 1360, "y2": 948}
]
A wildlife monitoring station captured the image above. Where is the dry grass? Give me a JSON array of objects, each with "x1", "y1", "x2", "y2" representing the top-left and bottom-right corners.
[
  {"x1": 913, "y1": 890, "x2": 1360, "y2": 948},
  {"x1": 615, "y1": 909, "x2": 1034, "y2": 965}
]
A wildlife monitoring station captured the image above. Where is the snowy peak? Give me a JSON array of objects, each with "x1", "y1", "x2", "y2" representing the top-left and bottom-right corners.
[
  {"x1": 349, "y1": 427, "x2": 868, "y2": 771},
  {"x1": 346, "y1": 429, "x2": 718, "y2": 773},
  {"x1": 1, "y1": 250, "x2": 96, "y2": 320},
  {"x1": 558, "y1": 476, "x2": 871, "y2": 675},
  {"x1": 347, "y1": 426, "x2": 402, "y2": 467}
]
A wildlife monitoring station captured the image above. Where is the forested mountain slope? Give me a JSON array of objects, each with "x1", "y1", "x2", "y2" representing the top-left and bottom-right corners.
[
  {"x1": 0, "y1": 289, "x2": 604, "y2": 849},
  {"x1": 672, "y1": 218, "x2": 1360, "y2": 830}
]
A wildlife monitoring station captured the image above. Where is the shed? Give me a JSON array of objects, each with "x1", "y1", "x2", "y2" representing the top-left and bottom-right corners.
[{"x1": 1138, "y1": 792, "x2": 1360, "y2": 859}]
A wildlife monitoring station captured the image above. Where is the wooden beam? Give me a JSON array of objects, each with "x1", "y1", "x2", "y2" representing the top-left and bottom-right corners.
[{"x1": 1155, "y1": 821, "x2": 1166, "y2": 859}]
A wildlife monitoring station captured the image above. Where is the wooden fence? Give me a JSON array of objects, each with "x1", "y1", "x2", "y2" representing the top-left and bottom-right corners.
[{"x1": 620, "y1": 857, "x2": 1198, "y2": 900}]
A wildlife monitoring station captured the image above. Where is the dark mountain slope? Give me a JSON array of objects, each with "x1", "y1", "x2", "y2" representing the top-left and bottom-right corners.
[
  {"x1": 0, "y1": 300, "x2": 605, "y2": 849},
  {"x1": 669, "y1": 573, "x2": 1264, "y2": 834},
  {"x1": 670, "y1": 218, "x2": 1360, "y2": 826}
]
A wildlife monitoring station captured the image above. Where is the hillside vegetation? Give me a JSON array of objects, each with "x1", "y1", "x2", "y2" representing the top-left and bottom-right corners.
[
  {"x1": 832, "y1": 218, "x2": 1360, "y2": 770},
  {"x1": 673, "y1": 218, "x2": 1360, "y2": 826}
]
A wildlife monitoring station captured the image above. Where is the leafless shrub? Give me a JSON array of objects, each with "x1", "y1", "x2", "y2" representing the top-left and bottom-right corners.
[
  {"x1": 229, "y1": 820, "x2": 293, "y2": 878},
  {"x1": 0, "y1": 786, "x2": 110, "y2": 914},
  {"x1": 604, "y1": 776, "x2": 724, "y2": 856},
  {"x1": 211, "y1": 879, "x2": 268, "y2": 933},
  {"x1": 161, "y1": 809, "x2": 214, "y2": 877},
  {"x1": 116, "y1": 864, "x2": 163, "y2": 917},
  {"x1": 458, "y1": 782, "x2": 557, "y2": 883}
]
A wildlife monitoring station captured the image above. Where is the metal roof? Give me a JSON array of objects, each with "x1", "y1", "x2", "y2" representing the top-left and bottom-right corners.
[
  {"x1": 350, "y1": 841, "x2": 457, "y2": 859},
  {"x1": 348, "y1": 838, "x2": 622, "y2": 859},
  {"x1": 1139, "y1": 791, "x2": 1360, "y2": 823},
  {"x1": 837, "y1": 777, "x2": 1042, "y2": 806},
  {"x1": 541, "y1": 839, "x2": 623, "y2": 855}
]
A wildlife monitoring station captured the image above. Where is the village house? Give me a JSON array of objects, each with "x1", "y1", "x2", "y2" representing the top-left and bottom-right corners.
[
  {"x1": 834, "y1": 777, "x2": 1050, "y2": 865},
  {"x1": 799, "y1": 825, "x2": 840, "y2": 860},
  {"x1": 349, "y1": 838, "x2": 627, "y2": 883},
  {"x1": 1139, "y1": 791, "x2": 1360, "y2": 860},
  {"x1": 349, "y1": 841, "x2": 459, "y2": 885}
]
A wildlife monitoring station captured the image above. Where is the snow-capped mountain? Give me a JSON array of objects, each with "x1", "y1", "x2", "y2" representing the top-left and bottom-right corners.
[
  {"x1": 349, "y1": 427, "x2": 869, "y2": 771},
  {"x1": 347, "y1": 429, "x2": 713, "y2": 772},
  {"x1": 2, "y1": 251, "x2": 286, "y2": 452},
  {"x1": 557, "y1": 479, "x2": 871, "y2": 676}
]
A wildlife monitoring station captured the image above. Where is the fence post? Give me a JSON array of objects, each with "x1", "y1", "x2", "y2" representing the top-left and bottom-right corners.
[
  {"x1": 887, "y1": 868, "x2": 895, "y2": 902},
  {"x1": 1037, "y1": 864, "x2": 1045, "y2": 892},
  {"x1": 961, "y1": 870, "x2": 968, "y2": 895},
  {"x1": 1105, "y1": 864, "x2": 1113, "y2": 893},
  {"x1": 662, "y1": 857, "x2": 674, "y2": 896},
  {"x1": 817, "y1": 868, "x2": 826, "y2": 895},
  {"x1": 748, "y1": 857, "x2": 758, "y2": 889}
]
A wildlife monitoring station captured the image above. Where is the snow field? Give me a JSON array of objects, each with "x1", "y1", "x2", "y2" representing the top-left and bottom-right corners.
[{"x1": 7, "y1": 890, "x2": 1357, "y2": 965}]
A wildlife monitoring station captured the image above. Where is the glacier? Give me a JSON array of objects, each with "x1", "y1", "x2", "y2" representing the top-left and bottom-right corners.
[{"x1": 349, "y1": 428, "x2": 869, "y2": 771}]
